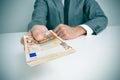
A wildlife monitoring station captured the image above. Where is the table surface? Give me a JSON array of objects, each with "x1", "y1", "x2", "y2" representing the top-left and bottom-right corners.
[{"x1": 0, "y1": 27, "x2": 120, "y2": 80}]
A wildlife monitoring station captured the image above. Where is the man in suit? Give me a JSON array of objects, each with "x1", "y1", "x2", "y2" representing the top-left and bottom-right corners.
[{"x1": 27, "y1": 0, "x2": 108, "y2": 41}]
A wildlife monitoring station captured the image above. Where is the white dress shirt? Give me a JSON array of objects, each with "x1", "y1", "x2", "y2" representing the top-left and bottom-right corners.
[{"x1": 62, "y1": 0, "x2": 93, "y2": 35}]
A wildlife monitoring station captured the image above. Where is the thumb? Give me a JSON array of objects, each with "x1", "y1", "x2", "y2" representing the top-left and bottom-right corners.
[{"x1": 35, "y1": 34, "x2": 44, "y2": 42}]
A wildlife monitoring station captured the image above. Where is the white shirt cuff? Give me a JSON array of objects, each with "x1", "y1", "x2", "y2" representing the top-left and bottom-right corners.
[{"x1": 80, "y1": 24, "x2": 93, "y2": 36}]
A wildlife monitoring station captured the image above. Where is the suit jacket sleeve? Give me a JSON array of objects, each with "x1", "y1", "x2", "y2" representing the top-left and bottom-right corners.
[
  {"x1": 28, "y1": 0, "x2": 47, "y2": 30},
  {"x1": 84, "y1": 0, "x2": 108, "y2": 35}
]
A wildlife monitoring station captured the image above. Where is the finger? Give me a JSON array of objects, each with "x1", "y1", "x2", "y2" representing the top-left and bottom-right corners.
[
  {"x1": 42, "y1": 27, "x2": 48, "y2": 32},
  {"x1": 55, "y1": 29, "x2": 62, "y2": 36},
  {"x1": 27, "y1": 37, "x2": 38, "y2": 44},
  {"x1": 62, "y1": 36, "x2": 68, "y2": 40},
  {"x1": 54, "y1": 26, "x2": 66, "y2": 36},
  {"x1": 31, "y1": 26, "x2": 49, "y2": 41},
  {"x1": 21, "y1": 37, "x2": 24, "y2": 45},
  {"x1": 41, "y1": 25, "x2": 49, "y2": 33},
  {"x1": 36, "y1": 34, "x2": 44, "y2": 42},
  {"x1": 40, "y1": 28, "x2": 48, "y2": 33},
  {"x1": 58, "y1": 33, "x2": 64, "y2": 39},
  {"x1": 26, "y1": 30, "x2": 32, "y2": 36},
  {"x1": 53, "y1": 25, "x2": 60, "y2": 33}
]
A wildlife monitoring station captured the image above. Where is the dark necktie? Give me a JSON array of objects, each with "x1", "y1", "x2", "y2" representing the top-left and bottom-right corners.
[{"x1": 64, "y1": 0, "x2": 70, "y2": 24}]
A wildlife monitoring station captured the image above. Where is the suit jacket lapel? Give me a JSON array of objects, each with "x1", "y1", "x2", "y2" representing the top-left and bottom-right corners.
[{"x1": 53, "y1": 0, "x2": 64, "y2": 23}]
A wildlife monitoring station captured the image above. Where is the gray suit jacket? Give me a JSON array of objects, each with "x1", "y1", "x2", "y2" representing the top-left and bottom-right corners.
[{"x1": 28, "y1": 0, "x2": 108, "y2": 35}]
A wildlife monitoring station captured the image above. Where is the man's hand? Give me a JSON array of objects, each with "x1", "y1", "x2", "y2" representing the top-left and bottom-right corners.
[
  {"x1": 29, "y1": 25, "x2": 48, "y2": 41},
  {"x1": 53, "y1": 24, "x2": 86, "y2": 40},
  {"x1": 21, "y1": 25, "x2": 48, "y2": 44}
]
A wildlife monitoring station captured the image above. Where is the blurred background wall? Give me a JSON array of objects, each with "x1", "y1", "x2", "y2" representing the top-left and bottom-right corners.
[
  {"x1": 0, "y1": 0, "x2": 35, "y2": 33},
  {"x1": 0, "y1": 0, "x2": 120, "y2": 33}
]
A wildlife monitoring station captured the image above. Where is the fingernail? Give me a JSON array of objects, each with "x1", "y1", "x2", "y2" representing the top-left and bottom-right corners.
[
  {"x1": 36, "y1": 35, "x2": 44, "y2": 41},
  {"x1": 27, "y1": 39, "x2": 32, "y2": 43},
  {"x1": 45, "y1": 31, "x2": 50, "y2": 35}
]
